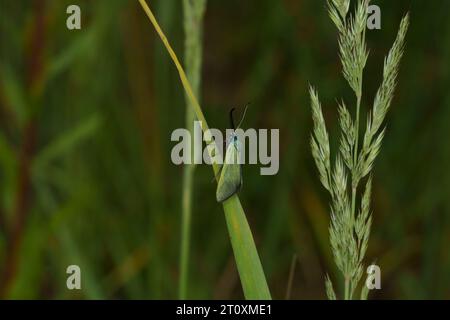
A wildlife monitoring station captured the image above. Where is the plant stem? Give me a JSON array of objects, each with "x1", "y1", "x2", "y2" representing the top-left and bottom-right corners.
[
  {"x1": 354, "y1": 91, "x2": 362, "y2": 169},
  {"x1": 138, "y1": 0, "x2": 212, "y2": 150},
  {"x1": 180, "y1": 168, "x2": 193, "y2": 299},
  {"x1": 138, "y1": 0, "x2": 271, "y2": 299},
  {"x1": 345, "y1": 277, "x2": 350, "y2": 300},
  {"x1": 179, "y1": 0, "x2": 206, "y2": 300},
  {"x1": 349, "y1": 88, "x2": 362, "y2": 301},
  {"x1": 352, "y1": 91, "x2": 362, "y2": 212}
]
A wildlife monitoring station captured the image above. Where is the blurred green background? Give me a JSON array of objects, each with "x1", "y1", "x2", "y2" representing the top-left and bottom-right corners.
[{"x1": 1, "y1": 0, "x2": 449, "y2": 299}]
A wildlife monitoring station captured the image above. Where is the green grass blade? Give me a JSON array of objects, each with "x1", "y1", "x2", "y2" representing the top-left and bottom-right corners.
[
  {"x1": 223, "y1": 196, "x2": 271, "y2": 299},
  {"x1": 33, "y1": 114, "x2": 101, "y2": 171}
]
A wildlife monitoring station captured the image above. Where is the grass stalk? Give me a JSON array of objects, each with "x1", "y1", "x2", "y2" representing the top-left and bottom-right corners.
[
  {"x1": 138, "y1": 0, "x2": 271, "y2": 299},
  {"x1": 180, "y1": 161, "x2": 193, "y2": 299},
  {"x1": 344, "y1": 277, "x2": 350, "y2": 300},
  {"x1": 179, "y1": 0, "x2": 207, "y2": 300}
]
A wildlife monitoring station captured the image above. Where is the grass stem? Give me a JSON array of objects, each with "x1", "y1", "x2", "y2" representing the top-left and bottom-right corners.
[
  {"x1": 345, "y1": 277, "x2": 350, "y2": 300},
  {"x1": 179, "y1": 0, "x2": 207, "y2": 300}
]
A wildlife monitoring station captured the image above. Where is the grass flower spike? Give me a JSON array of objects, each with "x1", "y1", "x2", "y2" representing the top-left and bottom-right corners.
[{"x1": 310, "y1": 0, "x2": 409, "y2": 300}]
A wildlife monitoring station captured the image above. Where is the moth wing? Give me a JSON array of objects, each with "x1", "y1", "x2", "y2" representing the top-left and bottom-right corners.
[{"x1": 216, "y1": 142, "x2": 242, "y2": 203}]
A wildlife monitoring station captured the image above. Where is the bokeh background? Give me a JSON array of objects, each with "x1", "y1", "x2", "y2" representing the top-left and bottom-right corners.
[{"x1": 1, "y1": 0, "x2": 449, "y2": 299}]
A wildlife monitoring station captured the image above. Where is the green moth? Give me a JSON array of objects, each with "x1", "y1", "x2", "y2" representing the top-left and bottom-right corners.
[{"x1": 216, "y1": 107, "x2": 247, "y2": 203}]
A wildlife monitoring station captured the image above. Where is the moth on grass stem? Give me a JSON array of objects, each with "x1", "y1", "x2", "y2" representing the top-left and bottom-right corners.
[{"x1": 216, "y1": 107, "x2": 248, "y2": 202}]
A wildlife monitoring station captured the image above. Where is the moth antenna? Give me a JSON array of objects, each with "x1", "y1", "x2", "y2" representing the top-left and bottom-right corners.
[
  {"x1": 229, "y1": 107, "x2": 236, "y2": 130},
  {"x1": 236, "y1": 102, "x2": 250, "y2": 129}
]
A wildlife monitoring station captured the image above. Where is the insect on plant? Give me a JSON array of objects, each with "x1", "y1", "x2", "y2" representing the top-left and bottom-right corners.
[
  {"x1": 216, "y1": 107, "x2": 248, "y2": 203},
  {"x1": 138, "y1": 0, "x2": 271, "y2": 299}
]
